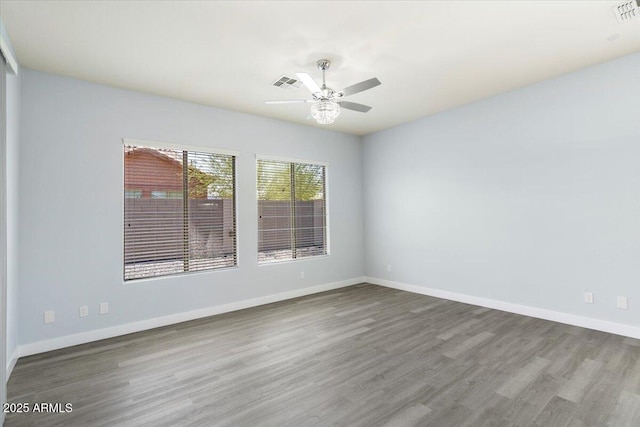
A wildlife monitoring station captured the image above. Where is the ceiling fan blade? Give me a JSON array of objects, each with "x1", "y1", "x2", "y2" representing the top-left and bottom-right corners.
[
  {"x1": 338, "y1": 77, "x2": 381, "y2": 97},
  {"x1": 265, "y1": 100, "x2": 312, "y2": 104},
  {"x1": 338, "y1": 101, "x2": 372, "y2": 113},
  {"x1": 296, "y1": 72, "x2": 322, "y2": 95}
]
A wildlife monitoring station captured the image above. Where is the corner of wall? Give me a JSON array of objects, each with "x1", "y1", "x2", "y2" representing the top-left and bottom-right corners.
[
  {"x1": 357, "y1": 134, "x2": 367, "y2": 277},
  {"x1": 4, "y1": 52, "x2": 21, "y2": 380}
]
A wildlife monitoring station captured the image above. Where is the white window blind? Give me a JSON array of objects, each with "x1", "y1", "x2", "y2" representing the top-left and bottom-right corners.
[
  {"x1": 257, "y1": 159, "x2": 327, "y2": 263},
  {"x1": 124, "y1": 145, "x2": 236, "y2": 280}
]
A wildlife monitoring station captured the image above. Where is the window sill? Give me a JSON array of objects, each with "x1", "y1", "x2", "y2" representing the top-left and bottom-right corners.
[
  {"x1": 257, "y1": 254, "x2": 330, "y2": 267},
  {"x1": 123, "y1": 265, "x2": 239, "y2": 284}
]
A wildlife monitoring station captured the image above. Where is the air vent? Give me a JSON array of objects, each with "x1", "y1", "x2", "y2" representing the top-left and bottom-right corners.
[
  {"x1": 613, "y1": 0, "x2": 639, "y2": 22},
  {"x1": 272, "y1": 75, "x2": 301, "y2": 90}
]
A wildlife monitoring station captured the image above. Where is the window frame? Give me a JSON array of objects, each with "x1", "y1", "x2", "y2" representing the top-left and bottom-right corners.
[
  {"x1": 122, "y1": 138, "x2": 240, "y2": 282},
  {"x1": 256, "y1": 154, "x2": 330, "y2": 265}
]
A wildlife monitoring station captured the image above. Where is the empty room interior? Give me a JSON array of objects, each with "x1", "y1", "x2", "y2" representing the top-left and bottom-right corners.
[{"x1": 1, "y1": 1, "x2": 640, "y2": 425}]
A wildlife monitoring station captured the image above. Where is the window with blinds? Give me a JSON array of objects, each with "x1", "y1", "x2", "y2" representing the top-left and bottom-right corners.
[
  {"x1": 124, "y1": 144, "x2": 236, "y2": 280},
  {"x1": 257, "y1": 159, "x2": 327, "y2": 263}
]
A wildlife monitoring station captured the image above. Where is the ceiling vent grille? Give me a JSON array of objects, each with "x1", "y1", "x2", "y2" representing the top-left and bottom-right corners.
[
  {"x1": 272, "y1": 75, "x2": 301, "y2": 90},
  {"x1": 613, "y1": 0, "x2": 639, "y2": 22}
]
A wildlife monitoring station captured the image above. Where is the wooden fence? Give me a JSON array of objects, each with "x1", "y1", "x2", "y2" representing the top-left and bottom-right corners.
[{"x1": 124, "y1": 199, "x2": 324, "y2": 264}]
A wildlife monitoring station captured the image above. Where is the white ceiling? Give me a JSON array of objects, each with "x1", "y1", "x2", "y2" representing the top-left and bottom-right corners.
[{"x1": 1, "y1": 1, "x2": 639, "y2": 135}]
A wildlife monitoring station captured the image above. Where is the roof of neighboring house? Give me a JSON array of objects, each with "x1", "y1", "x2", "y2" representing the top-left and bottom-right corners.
[{"x1": 124, "y1": 147, "x2": 183, "y2": 169}]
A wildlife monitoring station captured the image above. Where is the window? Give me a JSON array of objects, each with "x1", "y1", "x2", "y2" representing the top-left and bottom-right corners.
[
  {"x1": 124, "y1": 143, "x2": 236, "y2": 280},
  {"x1": 125, "y1": 189, "x2": 142, "y2": 199},
  {"x1": 257, "y1": 158, "x2": 327, "y2": 263}
]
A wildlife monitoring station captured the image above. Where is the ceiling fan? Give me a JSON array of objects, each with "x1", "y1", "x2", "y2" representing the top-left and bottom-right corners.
[{"x1": 265, "y1": 59, "x2": 381, "y2": 125}]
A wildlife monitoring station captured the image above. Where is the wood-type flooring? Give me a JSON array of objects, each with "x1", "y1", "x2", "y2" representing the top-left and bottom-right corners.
[{"x1": 6, "y1": 284, "x2": 640, "y2": 426}]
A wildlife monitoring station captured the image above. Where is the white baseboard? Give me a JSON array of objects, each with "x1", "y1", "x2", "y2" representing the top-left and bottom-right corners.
[
  {"x1": 14, "y1": 277, "x2": 366, "y2": 361},
  {"x1": 6, "y1": 348, "x2": 19, "y2": 381},
  {"x1": 15, "y1": 275, "x2": 636, "y2": 372},
  {"x1": 366, "y1": 277, "x2": 640, "y2": 340}
]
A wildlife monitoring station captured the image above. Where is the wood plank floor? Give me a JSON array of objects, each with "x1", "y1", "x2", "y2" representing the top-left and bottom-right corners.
[{"x1": 6, "y1": 283, "x2": 640, "y2": 426}]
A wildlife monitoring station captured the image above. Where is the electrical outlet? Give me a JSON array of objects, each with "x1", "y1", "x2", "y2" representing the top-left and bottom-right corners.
[
  {"x1": 44, "y1": 310, "x2": 55, "y2": 324},
  {"x1": 79, "y1": 305, "x2": 89, "y2": 317},
  {"x1": 99, "y1": 302, "x2": 109, "y2": 314},
  {"x1": 584, "y1": 292, "x2": 594, "y2": 304},
  {"x1": 300, "y1": 272, "x2": 305, "y2": 279},
  {"x1": 387, "y1": 265, "x2": 392, "y2": 272},
  {"x1": 617, "y1": 296, "x2": 628, "y2": 310}
]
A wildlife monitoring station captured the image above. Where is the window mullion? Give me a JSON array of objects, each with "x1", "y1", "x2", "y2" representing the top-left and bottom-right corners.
[
  {"x1": 231, "y1": 156, "x2": 237, "y2": 265},
  {"x1": 290, "y1": 162, "x2": 297, "y2": 259},
  {"x1": 182, "y1": 150, "x2": 190, "y2": 272}
]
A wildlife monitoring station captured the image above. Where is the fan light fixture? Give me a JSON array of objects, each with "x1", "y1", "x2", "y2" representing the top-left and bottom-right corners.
[
  {"x1": 265, "y1": 59, "x2": 381, "y2": 125},
  {"x1": 311, "y1": 99, "x2": 341, "y2": 124}
]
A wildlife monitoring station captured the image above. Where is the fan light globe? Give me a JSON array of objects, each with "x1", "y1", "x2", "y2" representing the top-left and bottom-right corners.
[{"x1": 311, "y1": 100, "x2": 341, "y2": 125}]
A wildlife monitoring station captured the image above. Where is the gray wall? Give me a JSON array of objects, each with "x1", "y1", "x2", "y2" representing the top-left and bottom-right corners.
[
  {"x1": 18, "y1": 69, "x2": 364, "y2": 346},
  {"x1": 363, "y1": 53, "x2": 640, "y2": 326},
  {"x1": 13, "y1": 51, "x2": 640, "y2": 351}
]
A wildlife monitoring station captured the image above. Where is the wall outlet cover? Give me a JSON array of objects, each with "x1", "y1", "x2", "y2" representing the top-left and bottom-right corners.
[
  {"x1": 100, "y1": 302, "x2": 109, "y2": 314},
  {"x1": 44, "y1": 310, "x2": 55, "y2": 324},
  {"x1": 617, "y1": 296, "x2": 628, "y2": 310},
  {"x1": 584, "y1": 292, "x2": 594, "y2": 304}
]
